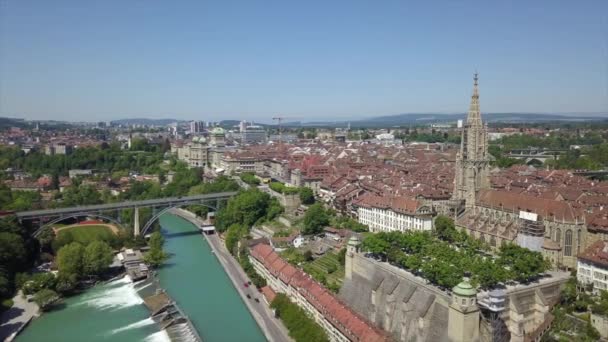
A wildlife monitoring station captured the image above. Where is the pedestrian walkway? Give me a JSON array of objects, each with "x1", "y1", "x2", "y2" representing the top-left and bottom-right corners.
[{"x1": 0, "y1": 291, "x2": 39, "y2": 342}]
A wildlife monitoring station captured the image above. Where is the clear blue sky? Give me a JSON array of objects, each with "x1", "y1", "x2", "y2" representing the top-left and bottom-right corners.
[{"x1": 1, "y1": 0, "x2": 606, "y2": 122}]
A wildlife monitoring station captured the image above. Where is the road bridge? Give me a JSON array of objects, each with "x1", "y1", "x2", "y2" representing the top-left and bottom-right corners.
[
  {"x1": 572, "y1": 170, "x2": 608, "y2": 178},
  {"x1": 16, "y1": 191, "x2": 238, "y2": 236}
]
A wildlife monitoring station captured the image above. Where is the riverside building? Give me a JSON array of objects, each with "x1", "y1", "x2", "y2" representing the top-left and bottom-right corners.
[{"x1": 249, "y1": 242, "x2": 388, "y2": 342}]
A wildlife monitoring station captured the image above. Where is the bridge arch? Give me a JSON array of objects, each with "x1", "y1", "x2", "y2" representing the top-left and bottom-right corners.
[
  {"x1": 34, "y1": 213, "x2": 124, "y2": 237},
  {"x1": 525, "y1": 158, "x2": 544, "y2": 166},
  {"x1": 140, "y1": 203, "x2": 218, "y2": 236}
]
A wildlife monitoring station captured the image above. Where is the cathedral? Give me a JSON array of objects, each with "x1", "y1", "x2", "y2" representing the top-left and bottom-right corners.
[
  {"x1": 453, "y1": 73, "x2": 491, "y2": 209},
  {"x1": 453, "y1": 74, "x2": 608, "y2": 270}
]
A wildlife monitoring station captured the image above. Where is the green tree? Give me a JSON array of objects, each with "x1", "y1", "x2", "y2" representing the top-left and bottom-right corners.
[
  {"x1": 215, "y1": 189, "x2": 275, "y2": 232},
  {"x1": 144, "y1": 232, "x2": 169, "y2": 267},
  {"x1": 299, "y1": 187, "x2": 315, "y2": 205},
  {"x1": 84, "y1": 241, "x2": 114, "y2": 276},
  {"x1": 55, "y1": 272, "x2": 78, "y2": 294},
  {"x1": 0, "y1": 232, "x2": 27, "y2": 275},
  {"x1": 303, "y1": 250, "x2": 314, "y2": 262},
  {"x1": 239, "y1": 173, "x2": 260, "y2": 186},
  {"x1": 360, "y1": 234, "x2": 390, "y2": 256},
  {"x1": 61, "y1": 185, "x2": 102, "y2": 207},
  {"x1": 302, "y1": 203, "x2": 329, "y2": 235},
  {"x1": 33, "y1": 289, "x2": 60, "y2": 312},
  {"x1": 225, "y1": 224, "x2": 247, "y2": 256},
  {"x1": 21, "y1": 273, "x2": 57, "y2": 295},
  {"x1": 57, "y1": 242, "x2": 85, "y2": 278},
  {"x1": 434, "y1": 215, "x2": 457, "y2": 242}
]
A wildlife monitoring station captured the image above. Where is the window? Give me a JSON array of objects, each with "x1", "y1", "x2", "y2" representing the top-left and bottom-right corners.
[
  {"x1": 555, "y1": 228, "x2": 561, "y2": 244},
  {"x1": 565, "y1": 230, "x2": 573, "y2": 256},
  {"x1": 490, "y1": 236, "x2": 496, "y2": 247},
  {"x1": 577, "y1": 230, "x2": 582, "y2": 255}
]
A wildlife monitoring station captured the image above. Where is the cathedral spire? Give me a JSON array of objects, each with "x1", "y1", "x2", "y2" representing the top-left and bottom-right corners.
[
  {"x1": 454, "y1": 72, "x2": 490, "y2": 208},
  {"x1": 467, "y1": 73, "x2": 482, "y2": 127}
]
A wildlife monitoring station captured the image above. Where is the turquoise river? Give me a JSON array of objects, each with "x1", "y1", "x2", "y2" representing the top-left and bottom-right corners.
[{"x1": 17, "y1": 214, "x2": 266, "y2": 342}]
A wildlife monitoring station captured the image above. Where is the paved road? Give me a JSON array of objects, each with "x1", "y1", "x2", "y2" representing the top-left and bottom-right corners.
[
  {"x1": 0, "y1": 291, "x2": 39, "y2": 342},
  {"x1": 205, "y1": 234, "x2": 292, "y2": 342},
  {"x1": 171, "y1": 209, "x2": 291, "y2": 342}
]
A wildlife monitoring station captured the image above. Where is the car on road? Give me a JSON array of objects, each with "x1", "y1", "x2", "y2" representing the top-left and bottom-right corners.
[
  {"x1": 243, "y1": 282, "x2": 249, "y2": 288},
  {"x1": 255, "y1": 298, "x2": 260, "y2": 303},
  {"x1": 247, "y1": 294, "x2": 251, "y2": 299}
]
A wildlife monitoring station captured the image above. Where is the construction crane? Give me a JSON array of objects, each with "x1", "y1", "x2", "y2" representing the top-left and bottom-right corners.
[{"x1": 272, "y1": 116, "x2": 301, "y2": 144}]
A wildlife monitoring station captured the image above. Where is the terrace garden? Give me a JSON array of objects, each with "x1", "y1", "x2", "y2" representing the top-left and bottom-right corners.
[{"x1": 360, "y1": 216, "x2": 551, "y2": 290}]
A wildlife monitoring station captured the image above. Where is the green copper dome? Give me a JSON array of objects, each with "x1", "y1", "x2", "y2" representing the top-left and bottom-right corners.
[
  {"x1": 452, "y1": 279, "x2": 477, "y2": 297},
  {"x1": 348, "y1": 235, "x2": 360, "y2": 246},
  {"x1": 211, "y1": 127, "x2": 225, "y2": 136}
]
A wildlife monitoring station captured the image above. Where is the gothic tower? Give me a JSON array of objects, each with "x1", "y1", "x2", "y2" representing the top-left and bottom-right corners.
[
  {"x1": 453, "y1": 73, "x2": 490, "y2": 208},
  {"x1": 448, "y1": 278, "x2": 480, "y2": 342},
  {"x1": 345, "y1": 235, "x2": 360, "y2": 280}
]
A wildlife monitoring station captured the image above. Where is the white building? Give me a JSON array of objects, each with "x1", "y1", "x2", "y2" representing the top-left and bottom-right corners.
[
  {"x1": 354, "y1": 193, "x2": 434, "y2": 233},
  {"x1": 190, "y1": 120, "x2": 205, "y2": 134},
  {"x1": 577, "y1": 240, "x2": 608, "y2": 294},
  {"x1": 176, "y1": 137, "x2": 209, "y2": 167},
  {"x1": 242, "y1": 125, "x2": 266, "y2": 144}
]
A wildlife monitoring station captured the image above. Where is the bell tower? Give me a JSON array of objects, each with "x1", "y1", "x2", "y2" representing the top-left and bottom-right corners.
[
  {"x1": 453, "y1": 73, "x2": 490, "y2": 208},
  {"x1": 345, "y1": 235, "x2": 360, "y2": 280},
  {"x1": 448, "y1": 277, "x2": 480, "y2": 342}
]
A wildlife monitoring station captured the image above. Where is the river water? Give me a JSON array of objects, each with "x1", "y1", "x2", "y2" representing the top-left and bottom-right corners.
[{"x1": 17, "y1": 213, "x2": 265, "y2": 342}]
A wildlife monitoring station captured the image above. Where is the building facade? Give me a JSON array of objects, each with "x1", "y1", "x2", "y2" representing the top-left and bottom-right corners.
[
  {"x1": 577, "y1": 240, "x2": 608, "y2": 294},
  {"x1": 354, "y1": 193, "x2": 434, "y2": 233},
  {"x1": 341, "y1": 237, "x2": 568, "y2": 342},
  {"x1": 249, "y1": 242, "x2": 388, "y2": 342}
]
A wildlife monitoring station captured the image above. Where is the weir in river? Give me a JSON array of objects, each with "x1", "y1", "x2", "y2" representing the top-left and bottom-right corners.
[{"x1": 16, "y1": 213, "x2": 266, "y2": 342}]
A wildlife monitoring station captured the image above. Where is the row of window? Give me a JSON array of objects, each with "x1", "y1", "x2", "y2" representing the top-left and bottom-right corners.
[{"x1": 552, "y1": 228, "x2": 582, "y2": 257}]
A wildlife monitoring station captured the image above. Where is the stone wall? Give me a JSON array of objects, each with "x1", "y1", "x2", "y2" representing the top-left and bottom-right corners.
[
  {"x1": 340, "y1": 253, "x2": 451, "y2": 341},
  {"x1": 268, "y1": 188, "x2": 301, "y2": 214},
  {"x1": 341, "y1": 252, "x2": 569, "y2": 342}
]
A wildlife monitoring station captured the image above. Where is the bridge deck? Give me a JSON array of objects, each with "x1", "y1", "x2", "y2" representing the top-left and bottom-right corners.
[{"x1": 16, "y1": 192, "x2": 238, "y2": 219}]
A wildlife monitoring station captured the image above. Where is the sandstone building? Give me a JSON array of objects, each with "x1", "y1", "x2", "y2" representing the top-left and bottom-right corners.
[
  {"x1": 453, "y1": 73, "x2": 490, "y2": 209},
  {"x1": 340, "y1": 236, "x2": 568, "y2": 342}
]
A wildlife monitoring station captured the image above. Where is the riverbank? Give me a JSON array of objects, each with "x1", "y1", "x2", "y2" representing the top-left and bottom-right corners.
[
  {"x1": 0, "y1": 291, "x2": 38, "y2": 342},
  {"x1": 170, "y1": 208, "x2": 291, "y2": 342}
]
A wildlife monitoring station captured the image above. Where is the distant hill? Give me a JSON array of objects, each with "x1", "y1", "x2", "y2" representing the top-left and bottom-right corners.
[
  {"x1": 110, "y1": 118, "x2": 183, "y2": 126},
  {"x1": 289, "y1": 113, "x2": 608, "y2": 128},
  {"x1": 0, "y1": 117, "x2": 29, "y2": 129}
]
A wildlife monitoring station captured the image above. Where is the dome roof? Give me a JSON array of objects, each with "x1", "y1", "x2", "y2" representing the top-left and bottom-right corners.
[
  {"x1": 211, "y1": 127, "x2": 225, "y2": 135},
  {"x1": 348, "y1": 235, "x2": 361, "y2": 246},
  {"x1": 452, "y1": 278, "x2": 477, "y2": 297}
]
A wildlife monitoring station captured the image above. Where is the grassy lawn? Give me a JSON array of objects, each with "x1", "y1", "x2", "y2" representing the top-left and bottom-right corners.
[
  {"x1": 303, "y1": 252, "x2": 345, "y2": 287},
  {"x1": 56, "y1": 225, "x2": 117, "y2": 245}
]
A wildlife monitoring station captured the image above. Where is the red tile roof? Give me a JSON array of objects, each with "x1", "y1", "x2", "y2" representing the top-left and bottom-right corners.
[
  {"x1": 578, "y1": 240, "x2": 608, "y2": 268},
  {"x1": 477, "y1": 189, "x2": 584, "y2": 223},
  {"x1": 354, "y1": 192, "x2": 422, "y2": 215},
  {"x1": 250, "y1": 243, "x2": 388, "y2": 342}
]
